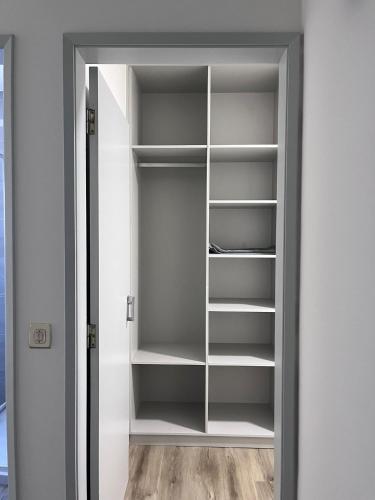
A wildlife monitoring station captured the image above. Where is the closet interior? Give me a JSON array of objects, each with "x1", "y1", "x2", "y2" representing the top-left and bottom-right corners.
[{"x1": 128, "y1": 63, "x2": 280, "y2": 444}]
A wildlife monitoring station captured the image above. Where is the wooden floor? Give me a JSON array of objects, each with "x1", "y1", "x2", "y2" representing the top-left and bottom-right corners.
[{"x1": 124, "y1": 445, "x2": 274, "y2": 500}]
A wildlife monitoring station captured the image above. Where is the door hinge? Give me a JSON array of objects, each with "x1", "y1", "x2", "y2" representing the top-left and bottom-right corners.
[
  {"x1": 87, "y1": 324, "x2": 97, "y2": 348},
  {"x1": 86, "y1": 108, "x2": 96, "y2": 135}
]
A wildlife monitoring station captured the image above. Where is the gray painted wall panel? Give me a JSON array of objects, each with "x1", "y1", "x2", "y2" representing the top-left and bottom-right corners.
[{"x1": 300, "y1": 1, "x2": 375, "y2": 499}]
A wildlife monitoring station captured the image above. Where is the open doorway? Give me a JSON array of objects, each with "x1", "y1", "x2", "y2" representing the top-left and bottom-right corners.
[{"x1": 64, "y1": 34, "x2": 301, "y2": 500}]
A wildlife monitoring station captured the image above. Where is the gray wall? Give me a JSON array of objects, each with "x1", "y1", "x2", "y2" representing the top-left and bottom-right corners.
[
  {"x1": 0, "y1": 2, "x2": 301, "y2": 499},
  {"x1": 300, "y1": 1, "x2": 375, "y2": 499}
]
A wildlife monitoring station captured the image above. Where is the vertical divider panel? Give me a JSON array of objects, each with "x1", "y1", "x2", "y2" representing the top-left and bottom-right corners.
[
  {"x1": 205, "y1": 66, "x2": 212, "y2": 433},
  {"x1": 128, "y1": 65, "x2": 140, "y2": 425}
]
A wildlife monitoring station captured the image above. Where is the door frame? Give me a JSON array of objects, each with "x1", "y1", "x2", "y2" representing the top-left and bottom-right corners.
[
  {"x1": 63, "y1": 32, "x2": 302, "y2": 500},
  {"x1": 0, "y1": 34, "x2": 16, "y2": 500}
]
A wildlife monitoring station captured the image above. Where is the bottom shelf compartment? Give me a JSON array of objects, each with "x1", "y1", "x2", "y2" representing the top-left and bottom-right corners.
[
  {"x1": 208, "y1": 366, "x2": 274, "y2": 437},
  {"x1": 131, "y1": 365, "x2": 205, "y2": 435},
  {"x1": 132, "y1": 401, "x2": 205, "y2": 435},
  {"x1": 208, "y1": 403, "x2": 274, "y2": 438}
]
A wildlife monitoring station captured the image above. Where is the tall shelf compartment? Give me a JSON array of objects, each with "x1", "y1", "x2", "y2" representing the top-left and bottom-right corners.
[{"x1": 129, "y1": 63, "x2": 281, "y2": 444}]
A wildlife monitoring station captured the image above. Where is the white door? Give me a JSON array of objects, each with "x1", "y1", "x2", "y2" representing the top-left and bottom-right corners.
[{"x1": 88, "y1": 65, "x2": 130, "y2": 500}]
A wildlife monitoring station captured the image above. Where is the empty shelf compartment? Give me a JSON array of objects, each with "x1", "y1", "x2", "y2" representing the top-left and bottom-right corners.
[
  {"x1": 132, "y1": 402, "x2": 205, "y2": 435},
  {"x1": 208, "y1": 365, "x2": 274, "y2": 437},
  {"x1": 209, "y1": 311, "x2": 274, "y2": 345},
  {"x1": 209, "y1": 258, "x2": 275, "y2": 305},
  {"x1": 210, "y1": 160, "x2": 277, "y2": 201},
  {"x1": 208, "y1": 403, "x2": 274, "y2": 438},
  {"x1": 210, "y1": 92, "x2": 277, "y2": 145},
  {"x1": 210, "y1": 206, "x2": 276, "y2": 251},
  {"x1": 131, "y1": 365, "x2": 205, "y2": 435},
  {"x1": 130, "y1": 66, "x2": 208, "y2": 146}
]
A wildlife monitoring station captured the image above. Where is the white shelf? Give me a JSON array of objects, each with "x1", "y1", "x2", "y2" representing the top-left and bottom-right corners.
[
  {"x1": 132, "y1": 145, "x2": 207, "y2": 163},
  {"x1": 131, "y1": 402, "x2": 205, "y2": 435},
  {"x1": 208, "y1": 403, "x2": 274, "y2": 438},
  {"x1": 210, "y1": 199, "x2": 277, "y2": 208},
  {"x1": 209, "y1": 299, "x2": 275, "y2": 313},
  {"x1": 210, "y1": 145, "x2": 277, "y2": 162},
  {"x1": 138, "y1": 162, "x2": 205, "y2": 168},
  {"x1": 209, "y1": 253, "x2": 275, "y2": 259},
  {"x1": 132, "y1": 343, "x2": 205, "y2": 365},
  {"x1": 209, "y1": 343, "x2": 274, "y2": 367}
]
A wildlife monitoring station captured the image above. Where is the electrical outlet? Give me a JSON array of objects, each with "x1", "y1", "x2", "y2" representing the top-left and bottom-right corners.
[{"x1": 29, "y1": 323, "x2": 51, "y2": 348}]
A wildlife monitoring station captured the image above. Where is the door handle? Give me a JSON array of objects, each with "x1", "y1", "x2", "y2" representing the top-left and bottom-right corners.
[{"x1": 127, "y1": 296, "x2": 135, "y2": 322}]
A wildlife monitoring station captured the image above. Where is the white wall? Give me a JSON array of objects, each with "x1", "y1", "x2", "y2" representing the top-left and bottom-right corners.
[
  {"x1": 300, "y1": 1, "x2": 375, "y2": 499},
  {"x1": 0, "y1": 1, "x2": 301, "y2": 499}
]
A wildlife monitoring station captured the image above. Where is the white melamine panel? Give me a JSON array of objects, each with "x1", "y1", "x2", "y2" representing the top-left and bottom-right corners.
[
  {"x1": 210, "y1": 207, "x2": 276, "y2": 249},
  {"x1": 209, "y1": 299, "x2": 275, "y2": 313},
  {"x1": 211, "y1": 64, "x2": 278, "y2": 93},
  {"x1": 209, "y1": 343, "x2": 274, "y2": 367},
  {"x1": 208, "y1": 403, "x2": 274, "y2": 437},
  {"x1": 210, "y1": 145, "x2": 277, "y2": 162},
  {"x1": 132, "y1": 343, "x2": 205, "y2": 365},
  {"x1": 210, "y1": 93, "x2": 276, "y2": 145},
  {"x1": 90, "y1": 65, "x2": 130, "y2": 500},
  {"x1": 210, "y1": 200, "x2": 277, "y2": 208},
  {"x1": 132, "y1": 145, "x2": 207, "y2": 163},
  {"x1": 209, "y1": 254, "x2": 275, "y2": 259},
  {"x1": 129, "y1": 67, "x2": 140, "y2": 146},
  {"x1": 209, "y1": 312, "x2": 274, "y2": 344},
  {"x1": 209, "y1": 258, "x2": 275, "y2": 300},
  {"x1": 140, "y1": 167, "x2": 206, "y2": 345},
  {"x1": 209, "y1": 366, "x2": 272, "y2": 403},
  {"x1": 210, "y1": 161, "x2": 276, "y2": 200}
]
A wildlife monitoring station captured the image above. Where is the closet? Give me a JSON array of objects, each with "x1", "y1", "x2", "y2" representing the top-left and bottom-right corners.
[{"x1": 127, "y1": 63, "x2": 279, "y2": 445}]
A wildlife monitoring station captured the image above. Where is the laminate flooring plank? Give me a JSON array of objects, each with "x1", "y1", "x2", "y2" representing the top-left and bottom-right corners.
[
  {"x1": 225, "y1": 448, "x2": 258, "y2": 500},
  {"x1": 124, "y1": 445, "x2": 274, "y2": 500},
  {"x1": 125, "y1": 445, "x2": 164, "y2": 500},
  {"x1": 254, "y1": 481, "x2": 274, "y2": 500},
  {"x1": 157, "y1": 446, "x2": 184, "y2": 500}
]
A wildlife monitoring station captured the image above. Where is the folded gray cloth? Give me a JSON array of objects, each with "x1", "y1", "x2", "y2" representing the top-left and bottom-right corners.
[{"x1": 209, "y1": 243, "x2": 275, "y2": 254}]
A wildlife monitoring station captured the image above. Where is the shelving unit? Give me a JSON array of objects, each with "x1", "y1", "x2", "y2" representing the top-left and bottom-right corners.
[{"x1": 128, "y1": 62, "x2": 281, "y2": 444}]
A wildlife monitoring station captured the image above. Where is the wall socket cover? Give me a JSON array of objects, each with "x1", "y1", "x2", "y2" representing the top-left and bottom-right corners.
[{"x1": 29, "y1": 323, "x2": 51, "y2": 348}]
